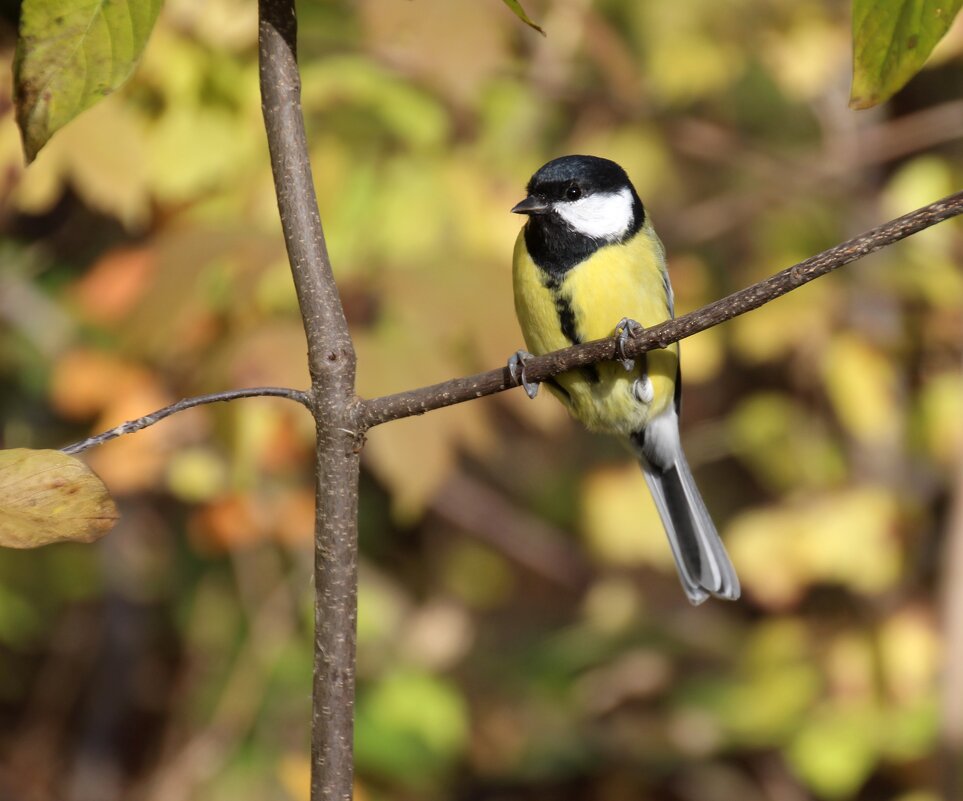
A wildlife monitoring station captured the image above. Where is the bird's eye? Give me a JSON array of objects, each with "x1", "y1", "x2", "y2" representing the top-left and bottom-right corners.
[{"x1": 565, "y1": 185, "x2": 582, "y2": 201}]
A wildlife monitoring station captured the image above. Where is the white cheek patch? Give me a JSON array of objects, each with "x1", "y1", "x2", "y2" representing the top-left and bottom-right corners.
[{"x1": 553, "y1": 186, "x2": 634, "y2": 241}]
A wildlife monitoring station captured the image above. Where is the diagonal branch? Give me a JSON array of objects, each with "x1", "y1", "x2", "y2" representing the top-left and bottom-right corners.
[
  {"x1": 358, "y1": 189, "x2": 963, "y2": 430},
  {"x1": 61, "y1": 387, "x2": 310, "y2": 455}
]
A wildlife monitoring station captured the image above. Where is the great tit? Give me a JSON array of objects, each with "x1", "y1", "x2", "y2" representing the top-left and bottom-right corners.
[{"x1": 509, "y1": 155, "x2": 740, "y2": 604}]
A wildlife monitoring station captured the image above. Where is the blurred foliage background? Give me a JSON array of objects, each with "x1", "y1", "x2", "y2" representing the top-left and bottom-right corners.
[{"x1": 0, "y1": 1, "x2": 962, "y2": 800}]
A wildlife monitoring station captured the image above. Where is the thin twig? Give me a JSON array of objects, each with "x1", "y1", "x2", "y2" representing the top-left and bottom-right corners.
[
  {"x1": 61, "y1": 388, "x2": 310, "y2": 455},
  {"x1": 358, "y1": 190, "x2": 963, "y2": 430}
]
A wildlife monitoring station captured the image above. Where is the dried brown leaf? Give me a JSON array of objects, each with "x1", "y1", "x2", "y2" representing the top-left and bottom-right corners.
[{"x1": 0, "y1": 449, "x2": 118, "y2": 548}]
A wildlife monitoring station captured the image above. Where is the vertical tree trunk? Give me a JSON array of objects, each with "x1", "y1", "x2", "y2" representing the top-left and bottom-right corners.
[{"x1": 258, "y1": 2, "x2": 361, "y2": 799}]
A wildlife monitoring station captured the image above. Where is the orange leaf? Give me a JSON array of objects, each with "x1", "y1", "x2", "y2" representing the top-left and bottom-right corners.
[{"x1": 72, "y1": 247, "x2": 155, "y2": 324}]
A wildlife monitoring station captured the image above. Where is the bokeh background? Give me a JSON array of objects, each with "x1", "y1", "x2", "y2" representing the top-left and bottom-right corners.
[{"x1": 1, "y1": 1, "x2": 963, "y2": 799}]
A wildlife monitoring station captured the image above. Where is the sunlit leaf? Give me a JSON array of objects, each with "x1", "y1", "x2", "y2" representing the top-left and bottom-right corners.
[
  {"x1": 917, "y1": 372, "x2": 963, "y2": 465},
  {"x1": 686, "y1": 620, "x2": 821, "y2": 747},
  {"x1": 726, "y1": 488, "x2": 901, "y2": 607},
  {"x1": 580, "y1": 464, "x2": 674, "y2": 568},
  {"x1": 850, "y1": 0, "x2": 963, "y2": 109},
  {"x1": 728, "y1": 394, "x2": 847, "y2": 492},
  {"x1": 165, "y1": 448, "x2": 226, "y2": 503},
  {"x1": 879, "y1": 608, "x2": 939, "y2": 705},
  {"x1": 787, "y1": 703, "x2": 879, "y2": 798},
  {"x1": 356, "y1": 670, "x2": 469, "y2": 786},
  {"x1": 146, "y1": 105, "x2": 256, "y2": 202},
  {"x1": 0, "y1": 449, "x2": 118, "y2": 548},
  {"x1": 14, "y1": 0, "x2": 163, "y2": 162},
  {"x1": 11, "y1": 97, "x2": 151, "y2": 226},
  {"x1": 879, "y1": 699, "x2": 938, "y2": 760},
  {"x1": 501, "y1": 0, "x2": 545, "y2": 35},
  {"x1": 821, "y1": 335, "x2": 899, "y2": 445},
  {"x1": 301, "y1": 58, "x2": 451, "y2": 150},
  {"x1": 636, "y1": 1, "x2": 747, "y2": 104}
]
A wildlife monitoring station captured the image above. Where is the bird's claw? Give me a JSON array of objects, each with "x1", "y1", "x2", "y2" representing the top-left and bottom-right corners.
[
  {"x1": 615, "y1": 317, "x2": 644, "y2": 371},
  {"x1": 508, "y1": 349, "x2": 539, "y2": 399}
]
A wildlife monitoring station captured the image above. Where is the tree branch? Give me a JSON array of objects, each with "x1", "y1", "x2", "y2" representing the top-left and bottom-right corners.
[
  {"x1": 258, "y1": 3, "x2": 360, "y2": 801},
  {"x1": 359, "y1": 190, "x2": 963, "y2": 430},
  {"x1": 60, "y1": 388, "x2": 310, "y2": 455}
]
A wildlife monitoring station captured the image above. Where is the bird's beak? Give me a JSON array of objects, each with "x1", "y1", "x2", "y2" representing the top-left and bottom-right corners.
[{"x1": 511, "y1": 195, "x2": 550, "y2": 215}]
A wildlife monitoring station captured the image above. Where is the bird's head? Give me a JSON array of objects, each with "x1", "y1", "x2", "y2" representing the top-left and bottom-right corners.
[{"x1": 512, "y1": 155, "x2": 644, "y2": 243}]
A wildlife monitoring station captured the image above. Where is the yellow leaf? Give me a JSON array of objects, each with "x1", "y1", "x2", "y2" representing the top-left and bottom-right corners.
[
  {"x1": 13, "y1": 97, "x2": 151, "y2": 227},
  {"x1": 163, "y1": 0, "x2": 259, "y2": 51},
  {"x1": 731, "y1": 279, "x2": 834, "y2": 363},
  {"x1": 762, "y1": 12, "x2": 847, "y2": 101},
  {"x1": 0, "y1": 449, "x2": 118, "y2": 548},
  {"x1": 879, "y1": 607, "x2": 939, "y2": 705},
  {"x1": 580, "y1": 464, "x2": 674, "y2": 568},
  {"x1": 727, "y1": 488, "x2": 901, "y2": 607},
  {"x1": 146, "y1": 105, "x2": 257, "y2": 202},
  {"x1": 728, "y1": 393, "x2": 847, "y2": 492},
  {"x1": 166, "y1": 448, "x2": 227, "y2": 503},
  {"x1": 917, "y1": 372, "x2": 963, "y2": 465},
  {"x1": 821, "y1": 335, "x2": 900, "y2": 444},
  {"x1": 638, "y1": 1, "x2": 748, "y2": 105},
  {"x1": 883, "y1": 156, "x2": 956, "y2": 221}
]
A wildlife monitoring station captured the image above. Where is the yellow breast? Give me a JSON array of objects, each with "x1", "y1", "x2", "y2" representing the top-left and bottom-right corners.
[{"x1": 512, "y1": 223, "x2": 679, "y2": 436}]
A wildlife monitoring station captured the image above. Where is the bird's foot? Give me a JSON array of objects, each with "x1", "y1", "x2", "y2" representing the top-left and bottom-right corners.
[
  {"x1": 615, "y1": 317, "x2": 644, "y2": 371},
  {"x1": 508, "y1": 349, "x2": 539, "y2": 399}
]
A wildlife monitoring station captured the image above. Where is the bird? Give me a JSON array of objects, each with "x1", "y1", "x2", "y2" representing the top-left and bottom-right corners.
[{"x1": 508, "y1": 155, "x2": 739, "y2": 604}]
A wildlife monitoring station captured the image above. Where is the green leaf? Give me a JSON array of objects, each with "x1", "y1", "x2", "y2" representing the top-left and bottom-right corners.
[
  {"x1": 14, "y1": 0, "x2": 164, "y2": 162},
  {"x1": 787, "y1": 704, "x2": 880, "y2": 798},
  {"x1": 355, "y1": 670, "x2": 469, "y2": 785},
  {"x1": 0, "y1": 449, "x2": 118, "y2": 548},
  {"x1": 851, "y1": 0, "x2": 963, "y2": 109},
  {"x1": 501, "y1": 0, "x2": 545, "y2": 35}
]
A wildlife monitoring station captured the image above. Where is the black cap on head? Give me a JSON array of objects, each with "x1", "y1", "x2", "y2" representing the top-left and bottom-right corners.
[{"x1": 527, "y1": 155, "x2": 632, "y2": 198}]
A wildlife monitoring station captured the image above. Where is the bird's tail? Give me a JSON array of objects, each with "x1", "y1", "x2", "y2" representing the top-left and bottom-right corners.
[{"x1": 632, "y1": 423, "x2": 740, "y2": 605}]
